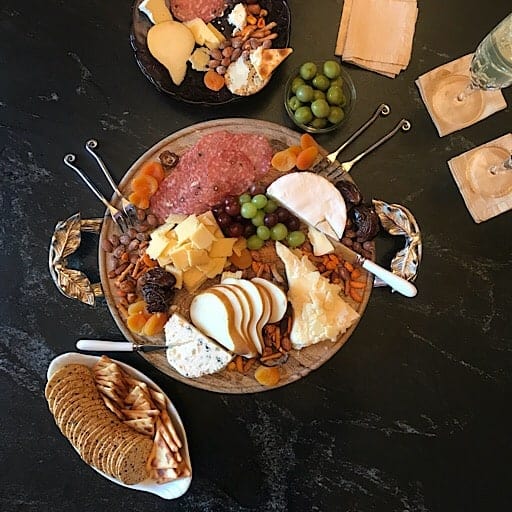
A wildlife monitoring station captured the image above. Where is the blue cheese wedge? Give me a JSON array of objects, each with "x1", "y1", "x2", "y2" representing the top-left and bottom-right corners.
[{"x1": 165, "y1": 313, "x2": 233, "y2": 378}]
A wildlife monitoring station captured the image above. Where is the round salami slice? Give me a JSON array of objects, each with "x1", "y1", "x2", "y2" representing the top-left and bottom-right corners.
[
  {"x1": 150, "y1": 131, "x2": 273, "y2": 220},
  {"x1": 169, "y1": 0, "x2": 226, "y2": 23}
]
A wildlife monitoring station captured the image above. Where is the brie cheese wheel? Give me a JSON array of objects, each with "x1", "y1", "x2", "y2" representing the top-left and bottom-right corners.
[
  {"x1": 275, "y1": 242, "x2": 359, "y2": 349},
  {"x1": 267, "y1": 172, "x2": 347, "y2": 240},
  {"x1": 164, "y1": 313, "x2": 233, "y2": 378}
]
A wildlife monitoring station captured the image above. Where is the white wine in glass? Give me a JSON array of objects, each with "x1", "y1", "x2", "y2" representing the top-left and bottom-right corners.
[{"x1": 433, "y1": 12, "x2": 512, "y2": 125}]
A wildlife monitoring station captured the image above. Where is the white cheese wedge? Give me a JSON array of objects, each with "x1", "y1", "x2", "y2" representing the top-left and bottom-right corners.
[
  {"x1": 275, "y1": 242, "x2": 359, "y2": 349},
  {"x1": 227, "y1": 3, "x2": 247, "y2": 34},
  {"x1": 267, "y1": 172, "x2": 347, "y2": 240},
  {"x1": 165, "y1": 313, "x2": 233, "y2": 378},
  {"x1": 224, "y1": 56, "x2": 268, "y2": 96},
  {"x1": 307, "y1": 226, "x2": 335, "y2": 256},
  {"x1": 139, "y1": 0, "x2": 173, "y2": 24}
]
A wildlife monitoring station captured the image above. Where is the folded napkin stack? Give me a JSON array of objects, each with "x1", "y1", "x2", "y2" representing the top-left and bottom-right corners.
[{"x1": 335, "y1": 0, "x2": 418, "y2": 78}]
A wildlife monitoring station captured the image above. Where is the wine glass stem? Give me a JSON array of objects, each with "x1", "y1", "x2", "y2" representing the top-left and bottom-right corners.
[
  {"x1": 457, "y1": 81, "x2": 478, "y2": 102},
  {"x1": 489, "y1": 156, "x2": 512, "y2": 175}
]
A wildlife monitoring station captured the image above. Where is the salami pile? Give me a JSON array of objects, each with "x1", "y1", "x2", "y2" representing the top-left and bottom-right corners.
[
  {"x1": 150, "y1": 131, "x2": 273, "y2": 220},
  {"x1": 170, "y1": 0, "x2": 226, "y2": 23}
]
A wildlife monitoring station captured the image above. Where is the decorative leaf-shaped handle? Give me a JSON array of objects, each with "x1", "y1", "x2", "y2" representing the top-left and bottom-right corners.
[{"x1": 49, "y1": 212, "x2": 104, "y2": 306}]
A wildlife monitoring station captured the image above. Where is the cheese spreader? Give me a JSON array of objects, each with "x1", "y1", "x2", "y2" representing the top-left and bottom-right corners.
[
  {"x1": 76, "y1": 339, "x2": 167, "y2": 352},
  {"x1": 332, "y1": 239, "x2": 417, "y2": 297}
]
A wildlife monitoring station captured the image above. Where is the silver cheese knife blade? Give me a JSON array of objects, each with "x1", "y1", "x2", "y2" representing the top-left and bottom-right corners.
[
  {"x1": 331, "y1": 239, "x2": 417, "y2": 298},
  {"x1": 76, "y1": 339, "x2": 167, "y2": 352}
]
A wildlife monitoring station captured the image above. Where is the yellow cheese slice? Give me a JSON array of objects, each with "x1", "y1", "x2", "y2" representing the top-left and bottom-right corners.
[
  {"x1": 139, "y1": 0, "x2": 173, "y2": 24},
  {"x1": 209, "y1": 238, "x2": 236, "y2": 258},
  {"x1": 190, "y1": 223, "x2": 216, "y2": 250}
]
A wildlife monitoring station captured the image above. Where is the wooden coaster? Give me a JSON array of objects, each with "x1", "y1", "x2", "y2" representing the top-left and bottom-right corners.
[{"x1": 448, "y1": 133, "x2": 512, "y2": 223}]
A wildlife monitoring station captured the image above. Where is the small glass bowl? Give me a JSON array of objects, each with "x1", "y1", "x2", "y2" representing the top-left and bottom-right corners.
[{"x1": 284, "y1": 60, "x2": 356, "y2": 134}]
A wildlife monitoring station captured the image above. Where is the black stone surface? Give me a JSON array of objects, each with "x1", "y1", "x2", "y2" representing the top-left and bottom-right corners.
[{"x1": 1, "y1": 1, "x2": 511, "y2": 511}]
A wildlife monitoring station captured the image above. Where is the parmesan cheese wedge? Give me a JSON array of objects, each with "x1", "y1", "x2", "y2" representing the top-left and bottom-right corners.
[{"x1": 275, "y1": 242, "x2": 359, "y2": 349}]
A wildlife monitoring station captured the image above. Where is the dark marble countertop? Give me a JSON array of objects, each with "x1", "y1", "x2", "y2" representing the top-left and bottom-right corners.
[{"x1": 1, "y1": 0, "x2": 511, "y2": 510}]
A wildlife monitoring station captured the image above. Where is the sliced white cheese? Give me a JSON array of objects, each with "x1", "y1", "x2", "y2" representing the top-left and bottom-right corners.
[
  {"x1": 275, "y1": 242, "x2": 359, "y2": 349},
  {"x1": 164, "y1": 313, "x2": 233, "y2": 378},
  {"x1": 307, "y1": 226, "x2": 335, "y2": 256},
  {"x1": 267, "y1": 172, "x2": 347, "y2": 240},
  {"x1": 139, "y1": 0, "x2": 173, "y2": 24}
]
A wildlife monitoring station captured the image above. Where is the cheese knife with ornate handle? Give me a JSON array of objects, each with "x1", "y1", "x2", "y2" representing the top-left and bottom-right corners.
[
  {"x1": 76, "y1": 339, "x2": 167, "y2": 352},
  {"x1": 331, "y1": 239, "x2": 417, "y2": 297}
]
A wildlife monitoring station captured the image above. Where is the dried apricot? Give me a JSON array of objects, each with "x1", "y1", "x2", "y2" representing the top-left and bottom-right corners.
[
  {"x1": 140, "y1": 161, "x2": 165, "y2": 183},
  {"x1": 126, "y1": 313, "x2": 148, "y2": 334},
  {"x1": 132, "y1": 174, "x2": 159, "y2": 196},
  {"x1": 204, "y1": 70, "x2": 225, "y2": 92},
  {"x1": 142, "y1": 312, "x2": 168, "y2": 336},
  {"x1": 254, "y1": 365, "x2": 280, "y2": 386},
  {"x1": 229, "y1": 248, "x2": 253, "y2": 269},
  {"x1": 128, "y1": 191, "x2": 150, "y2": 210},
  {"x1": 300, "y1": 133, "x2": 318, "y2": 150},
  {"x1": 271, "y1": 148, "x2": 297, "y2": 172},
  {"x1": 295, "y1": 145, "x2": 319, "y2": 170},
  {"x1": 288, "y1": 145, "x2": 302, "y2": 156},
  {"x1": 127, "y1": 300, "x2": 149, "y2": 317}
]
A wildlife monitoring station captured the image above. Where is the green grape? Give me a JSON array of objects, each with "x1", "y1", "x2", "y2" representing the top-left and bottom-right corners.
[
  {"x1": 291, "y1": 76, "x2": 305, "y2": 94},
  {"x1": 330, "y1": 76, "x2": 344, "y2": 88},
  {"x1": 310, "y1": 118, "x2": 328, "y2": 129},
  {"x1": 299, "y1": 62, "x2": 317, "y2": 80},
  {"x1": 311, "y1": 98, "x2": 330, "y2": 118},
  {"x1": 295, "y1": 84, "x2": 314, "y2": 103},
  {"x1": 287, "y1": 95, "x2": 302, "y2": 111},
  {"x1": 239, "y1": 193, "x2": 251, "y2": 204},
  {"x1": 326, "y1": 86, "x2": 345, "y2": 106},
  {"x1": 246, "y1": 235, "x2": 264, "y2": 250},
  {"x1": 251, "y1": 210, "x2": 265, "y2": 227},
  {"x1": 312, "y1": 74, "x2": 330, "y2": 91},
  {"x1": 294, "y1": 106, "x2": 313, "y2": 125},
  {"x1": 264, "y1": 199, "x2": 278, "y2": 213},
  {"x1": 251, "y1": 194, "x2": 268, "y2": 209},
  {"x1": 256, "y1": 225, "x2": 271, "y2": 240},
  {"x1": 286, "y1": 230, "x2": 306, "y2": 247},
  {"x1": 270, "y1": 223, "x2": 288, "y2": 241},
  {"x1": 328, "y1": 106, "x2": 345, "y2": 125},
  {"x1": 323, "y1": 60, "x2": 342, "y2": 79},
  {"x1": 312, "y1": 89, "x2": 326, "y2": 101},
  {"x1": 240, "y1": 202, "x2": 258, "y2": 219}
]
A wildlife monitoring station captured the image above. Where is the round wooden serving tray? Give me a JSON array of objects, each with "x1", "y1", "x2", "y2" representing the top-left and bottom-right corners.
[{"x1": 99, "y1": 119, "x2": 373, "y2": 393}]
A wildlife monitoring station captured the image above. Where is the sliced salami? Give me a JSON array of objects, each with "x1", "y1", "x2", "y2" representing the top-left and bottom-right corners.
[
  {"x1": 150, "y1": 131, "x2": 273, "y2": 219},
  {"x1": 169, "y1": 0, "x2": 226, "y2": 23}
]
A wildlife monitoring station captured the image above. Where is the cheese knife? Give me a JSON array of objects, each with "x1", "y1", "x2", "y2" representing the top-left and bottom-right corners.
[
  {"x1": 76, "y1": 339, "x2": 167, "y2": 352},
  {"x1": 333, "y1": 240, "x2": 418, "y2": 298}
]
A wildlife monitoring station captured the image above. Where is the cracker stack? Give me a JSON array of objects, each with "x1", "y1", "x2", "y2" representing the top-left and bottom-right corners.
[{"x1": 45, "y1": 364, "x2": 153, "y2": 485}]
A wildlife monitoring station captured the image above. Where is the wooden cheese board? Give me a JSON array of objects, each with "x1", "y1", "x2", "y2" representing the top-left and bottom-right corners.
[{"x1": 99, "y1": 118, "x2": 373, "y2": 393}]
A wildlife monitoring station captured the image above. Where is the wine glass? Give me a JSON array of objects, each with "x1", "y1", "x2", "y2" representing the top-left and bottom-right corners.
[
  {"x1": 467, "y1": 148, "x2": 512, "y2": 198},
  {"x1": 432, "y1": 12, "x2": 512, "y2": 125}
]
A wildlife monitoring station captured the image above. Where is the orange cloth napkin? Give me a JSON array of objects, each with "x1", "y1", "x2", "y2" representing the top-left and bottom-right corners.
[
  {"x1": 416, "y1": 54, "x2": 507, "y2": 137},
  {"x1": 335, "y1": 0, "x2": 418, "y2": 78}
]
